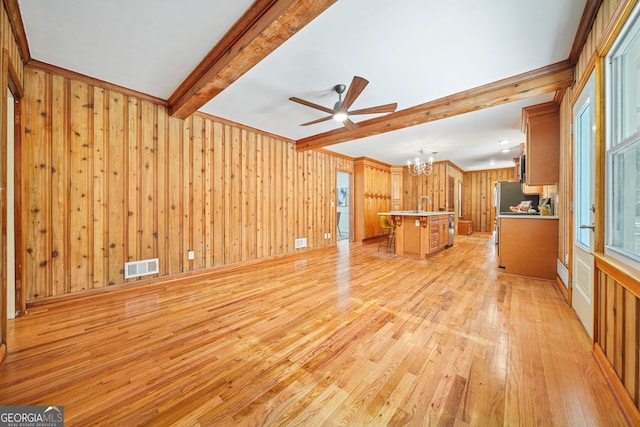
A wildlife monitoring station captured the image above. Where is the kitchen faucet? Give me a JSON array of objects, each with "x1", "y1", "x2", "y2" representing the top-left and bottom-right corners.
[{"x1": 418, "y1": 195, "x2": 432, "y2": 211}]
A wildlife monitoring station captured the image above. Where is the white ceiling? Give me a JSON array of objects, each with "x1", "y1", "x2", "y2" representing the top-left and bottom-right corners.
[{"x1": 18, "y1": 0, "x2": 586, "y2": 170}]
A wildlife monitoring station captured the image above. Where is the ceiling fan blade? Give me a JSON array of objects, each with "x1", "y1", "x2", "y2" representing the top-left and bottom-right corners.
[
  {"x1": 300, "y1": 115, "x2": 333, "y2": 126},
  {"x1": 340, "y1": 76, "x2": 369, "y2": 111},
  {"x1": 342, "y1": 118, "x2": 358, "y2": 131},
  {"x1": 289, "y1": 97, "x2": 335, "y2": 115},
  {"x1": 348, "y1": 103, "x2": 398, "y2": 116}
]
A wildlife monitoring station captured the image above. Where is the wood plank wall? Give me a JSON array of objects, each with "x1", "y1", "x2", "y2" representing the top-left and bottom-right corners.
[
  {"x1": 21, "y1": 65, "x2": 353, "y2": 302},
  {"x1": 596, "y1": 262, "x2": 640, "y2": 413},
  {"x1": 461, "y1": 168, "x2": 515, "y2": 233},
  {"x1": 446, "y1": 164, "x2": 464, "y2": 230},
  {"x1": 402, "y1": 162, "x2": 464, "y2": 212},
  {"x1": 557, "y1": 95, "x2": 571, "y2": 270}
]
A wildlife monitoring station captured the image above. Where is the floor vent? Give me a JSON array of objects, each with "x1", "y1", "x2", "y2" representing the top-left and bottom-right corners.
[
  {"x1": 125, "y1": 258, "x2": 159, "y2": 279},
  {"x1": 295, "y1": 238, "x2": 307, "y2": 249},
  {"x1": 557, "y1": 259, "x2": 569, "y2": 287}
]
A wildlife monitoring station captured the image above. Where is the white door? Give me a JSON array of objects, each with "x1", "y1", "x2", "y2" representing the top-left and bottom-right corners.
[{"x1": 572, "y1": 71, "x2": 596, "y2": 339}]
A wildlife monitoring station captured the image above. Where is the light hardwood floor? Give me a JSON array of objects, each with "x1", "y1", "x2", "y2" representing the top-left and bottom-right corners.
[{"x1": 0, "y1": 234, "x2": 631, "y2": 426}]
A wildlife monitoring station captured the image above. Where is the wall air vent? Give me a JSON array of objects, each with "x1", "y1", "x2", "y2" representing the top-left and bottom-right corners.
[
  {"x1": 295, "y1": 238, "x2": 307, "y2": 249},
  {"x1": 125, "y1": 258, "x2": 159, "y2": 279}
]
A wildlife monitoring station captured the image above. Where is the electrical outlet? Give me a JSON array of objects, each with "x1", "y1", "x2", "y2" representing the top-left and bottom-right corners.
[
  {"x1": 188, "y1": 250, "x2": 194, "y2": 260},
  {"x1": 327, "y1": 233, "x2": 331, "y2": 239},
  {"x1": 415, "y1": 219, "x2": 420, "y2": 226}
]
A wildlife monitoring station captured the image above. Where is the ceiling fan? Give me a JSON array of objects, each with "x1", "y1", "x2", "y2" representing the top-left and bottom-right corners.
[{"x1": 289, "y1": 76, "x2": 397, "y2": 131}]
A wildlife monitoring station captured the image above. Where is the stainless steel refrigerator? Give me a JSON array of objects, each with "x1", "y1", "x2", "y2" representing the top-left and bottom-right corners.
[{"x1": 495, "y1": 182, "x2": 523, "y2": 213}]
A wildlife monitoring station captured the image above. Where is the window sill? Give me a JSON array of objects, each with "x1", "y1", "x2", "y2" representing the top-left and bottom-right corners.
[{"x1": 594, "y1": 252, "x2": 640, "y2": 298}]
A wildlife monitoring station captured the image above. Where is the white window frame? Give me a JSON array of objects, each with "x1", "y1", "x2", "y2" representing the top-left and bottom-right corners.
[{"x1": 605, "y1": 2, "x2": 640, "y2": 272}]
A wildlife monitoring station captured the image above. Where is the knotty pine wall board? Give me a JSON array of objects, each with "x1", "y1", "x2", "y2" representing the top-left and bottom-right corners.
[
  {"x1": 462, "y1": 168, "x2": 515, "y2": 233},
  {"x1": 22, "y1": 66, "x2": 353, "y2": 301},
  {"x1": 596, "y1": 267, "x2": 640, "y2": 407}
]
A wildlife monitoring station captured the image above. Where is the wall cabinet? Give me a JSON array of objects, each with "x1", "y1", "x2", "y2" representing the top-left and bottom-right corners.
[
  {"x1": 522, "y1": 102, "x2": 560, "y2": 185},
  {"x1": 513, "y1": 156, "x2": 544, "y2": 194},
  {"x1": 522, "y1": 183, "x2": 544, "y2": 195}
]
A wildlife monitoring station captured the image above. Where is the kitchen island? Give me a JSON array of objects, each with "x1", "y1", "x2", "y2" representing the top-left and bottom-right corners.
[
  {"x1": 378, "y1": 211, "x2": 453, "y2": 258},
  {"x1": 497, "y1": 214, "x2": 559, "y2": 280}
]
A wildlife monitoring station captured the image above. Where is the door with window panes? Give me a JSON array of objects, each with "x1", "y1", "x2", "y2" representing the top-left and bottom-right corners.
[{"x1": 573, "y1": 71, "x2": 596, "y2": 339}]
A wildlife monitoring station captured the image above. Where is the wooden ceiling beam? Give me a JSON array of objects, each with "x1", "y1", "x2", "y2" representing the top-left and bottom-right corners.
[
  {"x1": 296, "y1": 60, "x2": 575, "y2": 151},
  {"x1": 169, "y1": 0, "x2": 336, "y2": 119}
]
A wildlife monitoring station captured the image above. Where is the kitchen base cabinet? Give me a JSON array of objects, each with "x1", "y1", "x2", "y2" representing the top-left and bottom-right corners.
[
  {"x1": 381, "y1": 212, "x2": 451, "y2": 258},
  {"x1": 498, "y1": 216, "x2": 558, "y2": 280}
]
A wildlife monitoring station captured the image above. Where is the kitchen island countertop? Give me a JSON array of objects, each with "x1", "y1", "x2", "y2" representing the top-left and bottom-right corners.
[{"x1": 378, "y1": 211, "x2": 455, "y2": 216}]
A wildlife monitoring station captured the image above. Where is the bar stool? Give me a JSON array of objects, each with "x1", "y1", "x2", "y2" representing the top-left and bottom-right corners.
[{"x1": 378, "y1": 215, "x2": 396, "y2": 253}]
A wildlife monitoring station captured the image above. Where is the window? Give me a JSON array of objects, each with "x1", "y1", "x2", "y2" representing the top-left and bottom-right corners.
[
  {"x1": 606, "y1": 4, "x2": 640, "y2": 270},
  {"x1": 575, "y1": 98, "x2": 592, "y2": 250}
]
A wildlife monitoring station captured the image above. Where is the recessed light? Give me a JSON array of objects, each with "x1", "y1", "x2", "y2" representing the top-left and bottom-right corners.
[
  {"x1": 498, "y1": 139, "x2": 509, "y2": 144},
  {"x1": 501, "y1": 148, "x2": 510, "y2": 153},
  {"x1": 489, "y1": 160, "x2": 496, "y2": 165}
]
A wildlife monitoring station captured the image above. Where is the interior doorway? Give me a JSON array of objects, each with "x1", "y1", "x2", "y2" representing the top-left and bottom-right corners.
[{"x1": 336, "y1": 171, "x2": 351, "y2": 241}]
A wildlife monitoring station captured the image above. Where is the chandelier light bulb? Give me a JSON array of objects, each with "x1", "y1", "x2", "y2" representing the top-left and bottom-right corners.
[{"x1": 407, "y1": 149, "x2": 436, "y2": 176}]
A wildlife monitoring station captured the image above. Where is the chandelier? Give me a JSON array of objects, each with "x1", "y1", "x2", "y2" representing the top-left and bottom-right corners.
[{"x1": 407, "y1": 149, "x2": 436, "y2": 176}]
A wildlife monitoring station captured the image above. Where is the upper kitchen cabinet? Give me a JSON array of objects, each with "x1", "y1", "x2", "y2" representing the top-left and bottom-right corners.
[{"x1": 522, "y1": 102, "x2": 559, "y2": 185}]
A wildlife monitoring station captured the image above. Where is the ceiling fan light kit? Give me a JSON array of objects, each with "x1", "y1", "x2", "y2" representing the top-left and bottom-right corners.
[
  {"x1": 289, "y1": 76, "x2": 397, "y2": 130},
  {"x1": 333, "y1": 111, "x2": 348, "y2": 122},
  {"x1": 332, "y1": 84, "x2": 346, "y2": 120}
]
